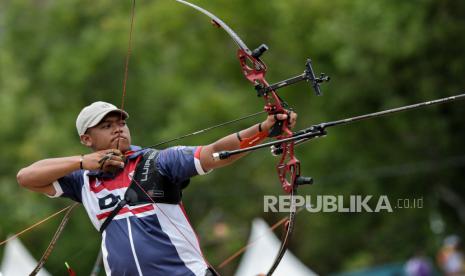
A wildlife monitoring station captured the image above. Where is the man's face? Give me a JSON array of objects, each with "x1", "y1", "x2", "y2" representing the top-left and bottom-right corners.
[{"x1": 80, "y1": 112, "x2": 131, "y2": 152}]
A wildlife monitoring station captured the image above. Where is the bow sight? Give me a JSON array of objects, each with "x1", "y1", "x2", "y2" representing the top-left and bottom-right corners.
[{"x1": 251, "y1": 44, "x2": 330, "y2": 97}]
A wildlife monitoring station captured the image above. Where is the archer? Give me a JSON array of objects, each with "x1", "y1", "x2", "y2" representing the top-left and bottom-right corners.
[{"x1": 17, "y1": 101, "x2": 297, "y2": 276}]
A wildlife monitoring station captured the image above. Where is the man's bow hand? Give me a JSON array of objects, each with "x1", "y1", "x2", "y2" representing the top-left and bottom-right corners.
[{"x1": 261, "y1": 110, "x2": 298, "y2": 135}]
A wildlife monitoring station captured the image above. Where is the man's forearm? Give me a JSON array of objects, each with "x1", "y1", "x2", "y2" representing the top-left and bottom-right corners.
[
  {"x1": 212, "y1": 123, "x2": 267, "y2": 152},
  {"x1": 200, "y1": 122, "x2": 270, "y2": 170},
  {"x1": 17, "y1": 156, "x2": 81, "y2": 189}
]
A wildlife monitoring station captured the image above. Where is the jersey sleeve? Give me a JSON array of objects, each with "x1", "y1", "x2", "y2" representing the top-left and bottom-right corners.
[
  {"x1": 156, "y1": 146, "x2": 211, "y2": 183},
  {"x1": 48, "y1": 170, "x2": 85, "y2": 202}
]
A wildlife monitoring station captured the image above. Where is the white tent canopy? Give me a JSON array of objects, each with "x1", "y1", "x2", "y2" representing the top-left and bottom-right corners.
[
  {"x1": 0, "y1": 237, "x2": 51, "y2": 276},
  {"x1": 1, "y1": 220, "x2": 316, "y2": 276},
  {"x1": 235, "y1": 218, "x2": 318, "y2": 276}
]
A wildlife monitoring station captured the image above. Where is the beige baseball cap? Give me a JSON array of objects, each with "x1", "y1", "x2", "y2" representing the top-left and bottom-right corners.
[{"x1": 76, "y1": 101, "x2": 129, "y2": 136}]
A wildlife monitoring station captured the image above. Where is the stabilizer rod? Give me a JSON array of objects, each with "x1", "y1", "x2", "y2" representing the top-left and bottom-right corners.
[{"x1": 213, "y1": 93, "x2": 465, "y2": 160}]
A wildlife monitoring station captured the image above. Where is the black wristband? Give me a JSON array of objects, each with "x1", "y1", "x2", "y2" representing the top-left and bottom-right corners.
[
  {"x1": 236, "y1": 132, "x2": 242, "y2": 142},
  {"x1": 258, "y1": 123, "x2": 263, "y2": 132},
  {"x1": 80, "y1": 155, "x2": 84, "y2": 170}
]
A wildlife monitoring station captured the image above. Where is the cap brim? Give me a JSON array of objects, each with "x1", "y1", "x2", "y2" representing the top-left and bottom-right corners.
[{"x1": 84, "y1": 109, "x2": 129, "y2": 133}]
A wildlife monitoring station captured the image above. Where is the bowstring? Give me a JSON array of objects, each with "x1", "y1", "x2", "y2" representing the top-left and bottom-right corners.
[
  {"x1": 119, "y1": 0, "x2": 135, "y2": 121},
  {"x1": 117, "y1": 0, "x2": 136, "y2": 151}
]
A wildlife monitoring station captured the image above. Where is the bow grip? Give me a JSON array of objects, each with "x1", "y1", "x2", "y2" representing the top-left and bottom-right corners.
[
  {"x1": 268, "y1": 120, "x2": 284, "y2": 137},
  {"x1": 268, "y1": 110, "x2": 292, "y2": 138}
]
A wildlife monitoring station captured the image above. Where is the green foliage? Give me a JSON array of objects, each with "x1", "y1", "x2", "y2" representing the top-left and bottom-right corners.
[{"x1": 1, "y1": 0, "x2": 465, "y2": 275}]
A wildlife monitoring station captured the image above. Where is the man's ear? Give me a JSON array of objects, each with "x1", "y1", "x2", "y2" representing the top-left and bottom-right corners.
[{"x1": 80, "y1": 134, "x2": 92, "y2": 147}]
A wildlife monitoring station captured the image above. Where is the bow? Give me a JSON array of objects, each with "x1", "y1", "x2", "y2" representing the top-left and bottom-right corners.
[
  {"x1": 7, "y1": 1, "x2": 462, "y2": 275},
  {"x1": 174, "y1": 1, "x2": 329, "y2": 274}
]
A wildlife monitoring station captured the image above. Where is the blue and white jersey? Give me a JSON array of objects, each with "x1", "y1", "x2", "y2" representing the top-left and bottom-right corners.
[{"x1": 50, "y1": 145, "x2": 210, "y2": 276}]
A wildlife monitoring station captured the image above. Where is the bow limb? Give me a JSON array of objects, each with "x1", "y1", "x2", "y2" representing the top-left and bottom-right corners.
[
  {"x1": 266, "y1": 188, "x2": 297, "y2": 276},
  {"x1": 175, "y1": 0, "x2": 252, "y2": 54}
]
